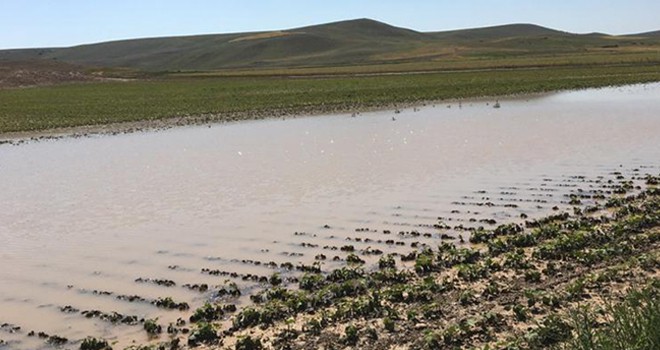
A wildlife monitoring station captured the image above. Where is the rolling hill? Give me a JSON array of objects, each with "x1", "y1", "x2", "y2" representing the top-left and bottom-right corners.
[
  {"x1": 631, "y1": 30, "x2": 660, "y2": 37},
  {"x1": 1, "y1": 18, "x2": 659, "y2": 72}
]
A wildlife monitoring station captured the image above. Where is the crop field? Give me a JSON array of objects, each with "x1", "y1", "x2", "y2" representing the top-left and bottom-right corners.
[
  {"x1": 173, "y1": 51, "x2": 660, "y2": 78},
  {"x1": 1, "y1": 64, "x2": 660, "y2": 134}
]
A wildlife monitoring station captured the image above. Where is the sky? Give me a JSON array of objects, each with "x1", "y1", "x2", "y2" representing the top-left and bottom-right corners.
[{"x1": 1, "y1": 0, "x2": 659, "y2": 49}]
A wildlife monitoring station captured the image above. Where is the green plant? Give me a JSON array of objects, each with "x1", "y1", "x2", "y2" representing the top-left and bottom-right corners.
[
  {"x1": 503, "y1": 249, "x2": 532, "y2": 269},
  {"x1": 442, "y1": 324, "x2": 463, "y2": 345},
  {"x1": 346, "y1": 253, "x2": 365, "y2": 265},
  {"x1": 378, "y1": 254, "x2": 396, "y2": 269},
  {"x1": 343, "y1": 324, "x2": 359, "y2": 345},
  {"x1": 566, "y1": 278, "x2": 587, "y2": 301},
  {"x1": 187, "y1": 322, "x2": 219, "y2": 347},
  {"x1": 235, "y1": 335, "x2": 263, "y2": 350},
  {"x1": 457, "y1": 263, "x2": 488, "y2": 281},
  {"x1": 421, "y1": 302, "x2": 443, "y2": 320},
  {"x1": 483, "y1": 280, "x2": 502, "y2": 299},
  {"x1": 303, "y1": 318, "x2": 322, "y2": 335},
  {"x1": 298, "y1": 273, "x2": 324, "y2": 291},
  {"x1": 190, "y1": 303, "x2": 224, "y2": 323},
  {"x1": 363, "y1": 326, "x2": 378, "y2": 341},
  {"x1": 269, "y1": 273, "x2": 283, "y2": 286},
  {"x1": 526, "y1": 314, "x2": 572, "y2": 348},
  {"x1": 407, "y1": 309, "x2": 419, "y2": 322},
  {"x1": 233, "y1": 307, "x2": 261, "y2": 329},
  {"x1": 513, "y1": 304, "x2": 529, "y2": 322},
  {"x1": 525, "y1": 289, "x2": 541, "y2": 307},
  {"x1": 47, "y1": 335, "x2": 68, "y2": 346},
  {"x1": 525, "y1": 270, "x2": 542, "y2": 283},
  {"x1": 509, "y1": 233, "x2": 538, "y2": 248},
  {"x1": 383, "y1": 317, "x2": 396, "y2": 332},
  {"x1": 80, "y1": 337, "x2": 112, "y2": 350},
  {"x1": 415, "y1": 250, "x2": 435, "y2": 274},
  {"x1": 152, "y1": 297, "x2": 190, "y2": 310},
  {"x1": 459, "y1": 289, "x2": 476, "y2": 306},
  {"x1": 423, "y1": 330, "x2": 442, "y2": 349},
  {"x1": 143, "y1": 318, "x2": 161, "y2": 336}
]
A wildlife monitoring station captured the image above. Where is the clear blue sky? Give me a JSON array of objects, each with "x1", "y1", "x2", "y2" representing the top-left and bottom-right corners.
[{"x1": 2, "y1": 0, "x2": 659, "y2": 49}]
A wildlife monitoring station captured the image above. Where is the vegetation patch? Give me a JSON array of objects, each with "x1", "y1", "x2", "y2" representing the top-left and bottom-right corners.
[
  {"x1": 80, "y1": 337, "x2": 112, "y2": 350},
  {"x1": 1, "y1": 65, "x2": 660, "y2": 136}
]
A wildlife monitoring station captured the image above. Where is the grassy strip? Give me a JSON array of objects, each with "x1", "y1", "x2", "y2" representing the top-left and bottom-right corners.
[
  {"x1": 171, "y1": 51, "x2": 660, "y2": 78},
  {"x1": 559, "y1": 286, "x2": 660, "y2": 350},
  {"x1": 1, "y1": 64, "x2": 659, "y2": 134}
]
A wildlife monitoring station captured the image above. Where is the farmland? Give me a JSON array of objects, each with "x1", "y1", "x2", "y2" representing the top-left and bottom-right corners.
[{"x1": 1, "y1": 64, "x2": 659, "y2": 135}]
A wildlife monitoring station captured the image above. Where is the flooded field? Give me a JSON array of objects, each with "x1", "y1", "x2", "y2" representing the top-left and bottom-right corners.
[{"x1": 1, "y1": 83, "x2": 659, "y2": 349}]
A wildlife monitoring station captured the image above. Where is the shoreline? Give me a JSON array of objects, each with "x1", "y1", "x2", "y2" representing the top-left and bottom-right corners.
[
  {"x1": 0, "y1": 82, "x2": 647, "y2": 146},
  {"x1": 199, "y1": 179, "x2": 660, "y2": 350}
]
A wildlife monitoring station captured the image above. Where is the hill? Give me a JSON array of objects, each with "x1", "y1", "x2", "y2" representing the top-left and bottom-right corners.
[
  {"x1": 1, "y1": 19, "x2": 659, "y2": 72},
  {"x1": 429, "y1": 23, "x2": 568, "y2": 40},
  {"x1": 631, "y1": 30, "x2": 660, "y2": 37}
]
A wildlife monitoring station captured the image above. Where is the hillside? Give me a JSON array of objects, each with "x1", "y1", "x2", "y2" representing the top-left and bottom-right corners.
[
  {"x1": 1, "y1": 18, "x2": 659, "y2": 72},
  {"x1": 632, "y1": 30, "x2": 660, "y2": 37},
  {"x1": 429, "y1": 23, "x2": 568, "y2": 40}
]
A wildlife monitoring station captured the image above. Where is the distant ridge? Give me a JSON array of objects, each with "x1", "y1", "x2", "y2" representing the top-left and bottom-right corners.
[
  {"x1": 298, "y1": 18, "x2": 425, "y2": 39},
  {"x1": 1, "y1": 18, "x2": 658, "y2": 71},
  {"x1": 630, "y1": 30, "x2": 660, "y2": 37},
  {"x1": 430, "y1": 23, "x2": 569, "y2": 40}
]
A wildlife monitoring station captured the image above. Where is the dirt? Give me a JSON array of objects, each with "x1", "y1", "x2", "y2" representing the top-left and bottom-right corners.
[{"x1": 0, "y1": 59, "x2": 105, "y2": 88}]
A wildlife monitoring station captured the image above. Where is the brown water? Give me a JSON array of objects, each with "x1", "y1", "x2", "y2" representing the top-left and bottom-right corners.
[{"x1": 1, "y1": 83, "x2": 659, "y2": 349}]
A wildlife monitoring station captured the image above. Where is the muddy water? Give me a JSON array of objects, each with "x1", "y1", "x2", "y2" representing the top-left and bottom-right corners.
[{"x1": 1, "y1": 83, "x2": 659, "y2": 348}]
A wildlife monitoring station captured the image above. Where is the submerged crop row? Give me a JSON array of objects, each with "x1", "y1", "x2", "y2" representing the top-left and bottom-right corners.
[
  {"x1": 209, "y1": 186, "x2": 659, "y2": 350},
  {"x1": 14, "y1": 173, "x2": 650, "y2": 350}
]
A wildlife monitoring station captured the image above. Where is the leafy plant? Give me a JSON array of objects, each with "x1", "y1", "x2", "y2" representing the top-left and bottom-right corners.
[
  {"x1": 343, "y1": 325, "x2": 359, "y2": 345},
  {"x1": 378, "y1": 254, "x2": 396, "y2": 269},
  {"x1": 346, "y1": 253, "x2": 365, "y2": 265},
  {"x1": 143, "y1": 318, "x2": 161, "y2": 336},
  {"x1": 190, "y1": 303, "x2": 224, "y2": 323},
  {"x1": 235, "y1": 335, "x2": 263, "y2": 350},
  {"x1": 187, "y1": 322, "x2": 219, "y2": 347},
  {"x1": 415, "y1": 250, "x2": 435, "y2": 274},
  {"x1": 526, "y1": 314, "x2": 572, "y2": 348},
  {"x1": 80, "y1": 337, "x2": 112, "y2": 350},
  {"x1": 459, "y1": 289, "x2": 476, "y2": 306},
  {"x1": 269, "y1": 273, "x2": 283, "y2": 286},
  {"x1": 383, "y1": 317, "x2": 395, "y2": 332}
]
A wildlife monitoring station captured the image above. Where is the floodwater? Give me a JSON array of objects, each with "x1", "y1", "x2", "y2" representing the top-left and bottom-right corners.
[{"x1": 0, "y1": 83, "x2": 659, "y2": 349}]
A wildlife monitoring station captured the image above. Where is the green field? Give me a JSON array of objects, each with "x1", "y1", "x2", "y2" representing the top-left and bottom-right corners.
[{"x1": 1, "y1": 64, "x2": 660, "y2": 134}]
